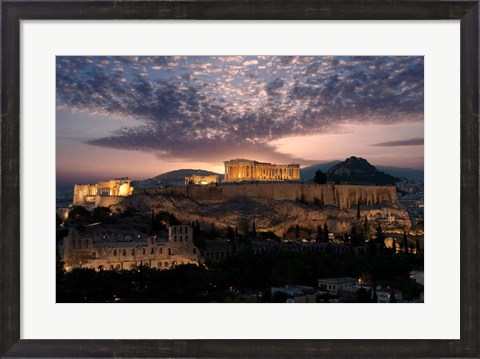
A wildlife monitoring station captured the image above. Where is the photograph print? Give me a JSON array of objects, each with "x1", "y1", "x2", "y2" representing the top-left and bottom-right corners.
[{"x1": 56, "y1": 55, "x2": 424, "y2": 303}]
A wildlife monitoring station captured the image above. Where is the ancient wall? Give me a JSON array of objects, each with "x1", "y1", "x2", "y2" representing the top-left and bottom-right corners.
[
  {"x1": 73, "y1": 179, "x2": 134, "y2": 207},
  {"x1": 63, "y1": 226, "x2": 200, "y2": 270},
  {"x1": 142, "y1": 183, "x2": 396, "y2": 209}
]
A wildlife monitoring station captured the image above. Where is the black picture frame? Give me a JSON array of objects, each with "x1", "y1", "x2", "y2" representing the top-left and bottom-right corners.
[{"x1": 1, "y1": 1, "x2": 478, "y2": 358}]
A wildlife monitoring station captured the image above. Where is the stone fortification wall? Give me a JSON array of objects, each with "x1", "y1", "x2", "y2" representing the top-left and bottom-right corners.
[{"x1": 142, "y1": 183, "x2": 396, "y2": 209}]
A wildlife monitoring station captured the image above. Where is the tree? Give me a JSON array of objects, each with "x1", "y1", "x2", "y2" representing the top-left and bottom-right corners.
[
  {"x1": 316, "y1": 225, "x2": 323, "y2": 243},
  {"x1": 313, "y1": 170, "x2": 327, "y2": 184},
  {"x1": 350, "y1": 223, "x2": 364, "y2": 246},
  {"x1": 323, "y1": 223, "x2": 329, "y2": 242},
  {"x1": 371, "y1": 287, "x2": 378, "y2": 303},
  {"x1": 375, "y1": 224, "x2": 386, "y2": 252},
  {"x1": 91, "y1": 206, "x2": 111, "y2": 223},
  {"x1": 68, "y1": 206, "x2": 90, "y2": 224},
  {"x1": 226, "y1": 226, "x2": 235, "y2": 240},
  {"x1": 356, "y1": 288, "x2": 371, "y2": 303},
  {"x1": 402, "y1": 229, "x2": 409, "y2": 253},
  {"x1": 415, "y1": 238, "x2": 422, "y2": 254},
  {"x1": 363, "y1": 216, "x2": 370, "y2": 240}
]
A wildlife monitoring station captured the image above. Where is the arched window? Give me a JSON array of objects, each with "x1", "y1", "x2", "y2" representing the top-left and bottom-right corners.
[
  {"x1": 116, "y1": 264, "x2": 121, "y2": 270},
  {"x1": 130, "y1": 263, "x2": 135, "y2": 269},
  {"x1": 159, "y1": 247, "x2": 163, "y2": 254},
  {"x1": 168, "y1": 248, "x2": 171, "y2": 255},
  {"x1": 158, "y1": 262, "x2": 162, "y2": 268},
  {"x1": 113, "y1": 250, "x2": 117, "y2": 256},
  {"x1": 180, "y1": 236, "x2": 182, "y2": 242},
  {"x1": 123, "y1": 249, "x2": 126, "y2": 256},
  {"x1": 142, "y1": 248, "x2": 146, "y2": 255},
  {"x1": 164, "y1": 261, "x2": 169, "y2": 268},
  {"x1": 150, "y1": 247, "x2": 154, "y2": 254},
  {"x1": 109, "y1": 265, "x2": 114, "y2": 270},
  {"x1": 131, "y1": 249, "x2": 135, "y2": 255}
]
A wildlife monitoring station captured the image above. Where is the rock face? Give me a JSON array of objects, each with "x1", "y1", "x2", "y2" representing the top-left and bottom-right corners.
[
  {"x1": 135, "y1": 183, "x2": 396, "y2": 210},
  {"x1": 120, "y1": 183, "x2": 409, "y2": 237}
]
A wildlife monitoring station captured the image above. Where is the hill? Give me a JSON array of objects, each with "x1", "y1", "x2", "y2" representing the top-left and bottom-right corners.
[
  {"x1": 375, "y1": 165, "x2": 423, "y2": 182},
  {"x1": 301, "y1": 160, "x2": 423, "y2": 182},
  {"x1": 134, "y1": 169, "x2": 224, "y2": 188},
  {"x1": 300, "y1": 161, "x2": 341, "y2": 181},
  {"x1": 326, "y1": 157, "x2": 399, "y2": 185}
]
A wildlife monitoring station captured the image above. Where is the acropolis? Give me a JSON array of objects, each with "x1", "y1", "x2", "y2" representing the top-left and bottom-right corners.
[
  {"x1": 73, "y1": 178, "x2": 134, "y2": 207},
  {"x1": 224, "y1": 159, "x2": 301, "y2": 182}
]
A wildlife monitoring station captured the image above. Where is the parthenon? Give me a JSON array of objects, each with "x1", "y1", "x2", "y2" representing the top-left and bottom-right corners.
[{"x1": 224, "y1": 159, "x2": 301, "y2": 182}]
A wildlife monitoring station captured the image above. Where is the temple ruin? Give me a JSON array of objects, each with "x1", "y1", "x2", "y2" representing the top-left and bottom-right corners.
[
  {"x1": 73, "y1": 178, "x2": 134, "y2": 207},
  {"x1": 224, "y1": 159, "x2": 301, "y2": 182},
  {"x1": 62, "y1": 224, "x2": 200, "y2": 271},
  {"x1": 185, "y1": 174, "x2": 219, "y2": 186}
]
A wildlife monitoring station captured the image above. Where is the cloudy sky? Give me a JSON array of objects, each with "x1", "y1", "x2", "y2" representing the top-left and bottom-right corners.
[{"x1": 56, "y1": 56, "x2": 424, "y2": 186}]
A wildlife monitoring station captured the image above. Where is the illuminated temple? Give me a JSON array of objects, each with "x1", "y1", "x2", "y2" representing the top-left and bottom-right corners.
[
  {"x1": 224, "y1": 159, "x2": 301, "y2": 182},
  {"x1": 73, "y1": 178, "x2": 134, "y2": 207}
]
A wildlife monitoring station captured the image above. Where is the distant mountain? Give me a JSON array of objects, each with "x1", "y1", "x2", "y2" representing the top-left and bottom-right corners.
[
  {"x1": 300, "y1": 161, "x2": 342, "y2": 180},
  {"x1": 326, "y1": 156, "x2": 399, "y2": 185},
  {"x1": 375, "y1": 165, "x2": 423, "y2": 183},
  {"x1": 301, "y1": 160, "x2": 423, "y2": 182},
  {"x1": 134, "y1": 169, "x2": 224, "y2": 188}
]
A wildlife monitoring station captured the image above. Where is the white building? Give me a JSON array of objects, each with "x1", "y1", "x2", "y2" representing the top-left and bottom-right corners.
[{"x1": 318, "y1": 277, "x2": 356, "y2": 293}]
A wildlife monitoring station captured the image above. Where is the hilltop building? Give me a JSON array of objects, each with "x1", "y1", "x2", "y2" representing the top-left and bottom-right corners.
[
  {"x1": 185, "y1": 174, "x2": 219, "y2": 186},
  {"x1": 62, "y1": 224, "x2": 200, "y2": 271},
  {"x1": 224, "y1": 158, "x2": 301, "y2": 182},
  {"x1": 73, "y1": 178, "x2": 134, "y2": 207}
]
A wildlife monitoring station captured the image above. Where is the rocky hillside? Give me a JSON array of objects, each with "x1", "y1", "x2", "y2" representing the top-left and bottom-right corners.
[
  {"x1": 119, "y1": 190, "x2": 410, "y2": 237},
  {"x1": 327, "y1": 157, "x2": 399, "y2": 185}
]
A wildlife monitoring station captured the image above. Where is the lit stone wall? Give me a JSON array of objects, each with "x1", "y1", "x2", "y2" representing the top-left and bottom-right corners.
[
  {"x1": 144, "y1": 183, "x2": 396, "y2": 210},
  {"x1": 224, "y1": 159, "x2": 300, "y2": 182},
  {"x1": 185, "y1": 174, "x2": 219, "y2": 185},
  {"x1": 73, "y1": 179, "x2": 134, "y2": 207}
]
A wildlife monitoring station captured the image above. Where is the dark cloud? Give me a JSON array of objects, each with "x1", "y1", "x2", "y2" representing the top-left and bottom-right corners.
[
  {"x1": 56, "y1": 56, "x2": 424, "y2": 161},
  {"x1": 371, "y1": 138, "x2": 424, "y2": 147}
]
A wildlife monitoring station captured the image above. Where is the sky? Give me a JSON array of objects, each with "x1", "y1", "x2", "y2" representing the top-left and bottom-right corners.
[{"x1": 56, "y1": 56, "x2": 424, "y2": 186}]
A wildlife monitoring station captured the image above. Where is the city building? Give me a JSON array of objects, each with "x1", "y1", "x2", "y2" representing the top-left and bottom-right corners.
[
  {"x1": 62, "y1": 224, "x2": 200, "y2": 271},
  {"x1": 223, "y1": 158, "x2": 300, "y2": 182},
  {"x1": 271, "y1": 285, "x2": 317, "y2": 303},
  {"x1": 317, "y1": 277, "x2": 357, "y2": 293}
]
